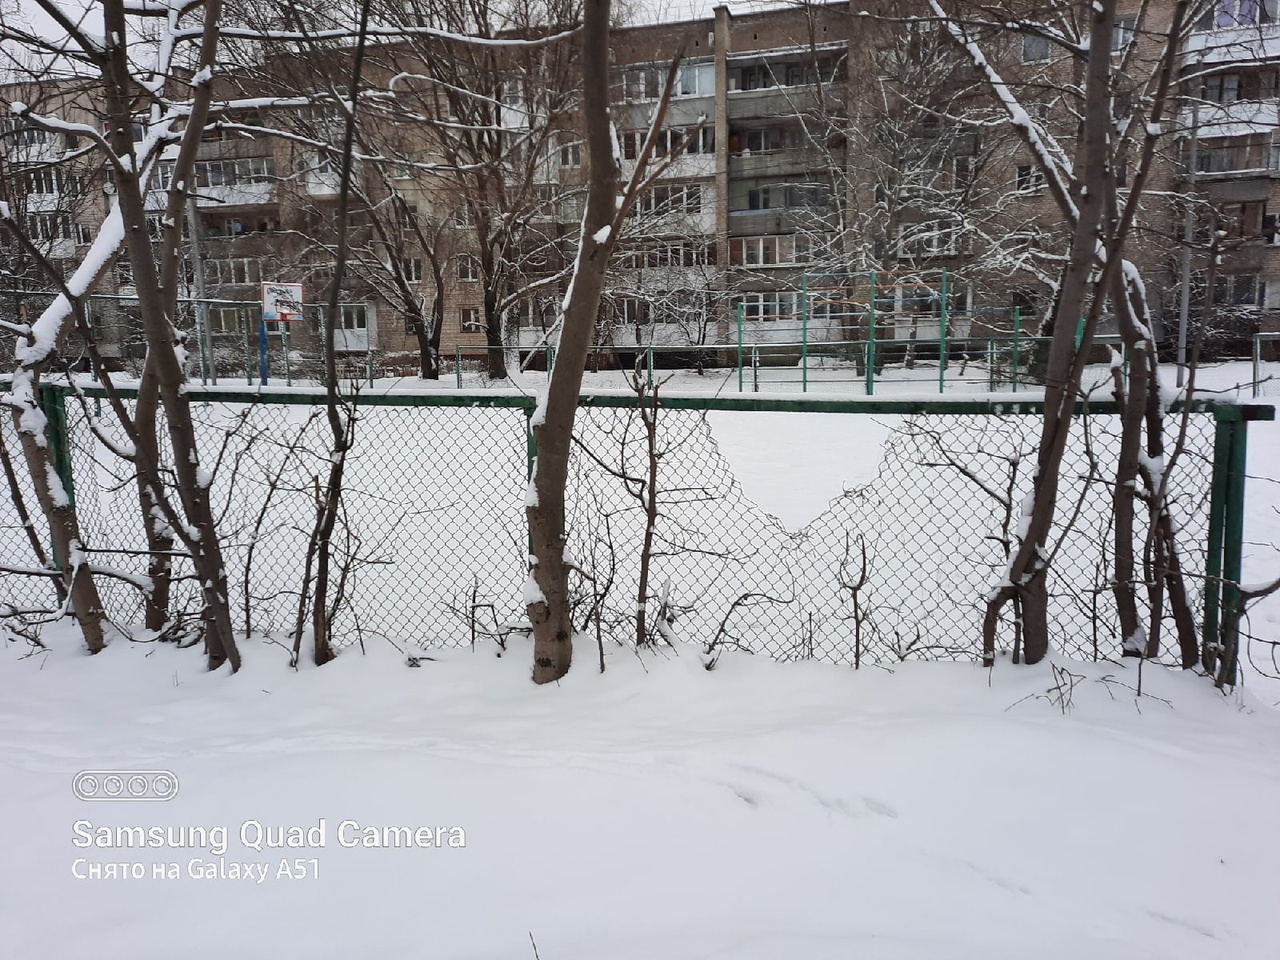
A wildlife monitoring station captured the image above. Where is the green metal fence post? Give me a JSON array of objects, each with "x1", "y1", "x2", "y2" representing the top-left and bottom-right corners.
[
  {"x1": 37, "y1": 384, "x2": 74, "y2": 571},
  {"x1": 1202, "y1": 417, "x2": 1233, "y2": 673},
  {"x1": 647, "y1": 345, "x2": 654, "y2": 388},
  {"x1": 1012, "y1": 307, "x2": 1021, "y2": 393},
  {"x1": 243, "y1": 308, "x2": 253, "y2": 385},
  {"x1": 866, "y1": 271, "x2": 876, "y2": 396},
  {"x1": 938, "y1": 267, "x2": 947, "y2": 394},
  {"x1": 192, "y1": 300, "x2": 209, "y2": 385},
  {"x1": 367, "y1": 347, "x2": 374, "y2": 388},
  {"x1": 736, "y1": 301, "x2": 744, "y2": 393},
  {"x1": 801, "y1": 273, "x2": 809, "y2": 393},
  {"x1": 38, "y1": 383, "x2": 75, "y2": 512},
  {"x1": 1219, "y1": 417, "x2": 1250, "y2": 685},
  {"x1": 752, "y1": 344, "x2": 759, "y2": 393},
  {"x1": 1254, "y1": 333, "x2": 1261, "y2": 400},
  {"x1": 523, "y1": 405, "x2": 536, "y2": 555}
]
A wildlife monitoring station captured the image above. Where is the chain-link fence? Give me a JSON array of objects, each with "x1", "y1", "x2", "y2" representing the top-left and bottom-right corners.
[
  {"x1": 1255, "y1": 333, "x2": 1280, "y2": 399},
  {"x1": 0, "y1": 385, "x2": 1261, "y2": 667}
]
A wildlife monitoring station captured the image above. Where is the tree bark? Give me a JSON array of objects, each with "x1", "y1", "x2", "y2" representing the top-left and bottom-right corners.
[
  {"x1": 979, "y1": 0, "x2": 1117, "y2": 665},
  {"x1": 102, "y1": 0, "x2": 240, "y2": 671},
  {"x1": 526, "y1": 0, "x2": 615, "y2": 684},
  {"x1": 10, "y1": 392, "x2": 106, "y2": 652},
  {"x1": 133, "y1": 357, "x2": 173, "y2": 632}
]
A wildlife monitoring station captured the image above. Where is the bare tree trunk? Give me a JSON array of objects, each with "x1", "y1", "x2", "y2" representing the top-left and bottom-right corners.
[
  {"x1": 10, "y1": 395, "x2": 106, "y2": 651},
  {"x1": 307, "y1": 0, "x2": 376, "y2": 666},
  {"x1": 526, "y1": 0, "x2": 615, "y2": 683},
  {"x1": 102, "y1": 0, "x2": 239, "y2": 671},
  {"x1": 978, "y1": 0, "x2": 1117, "y2": 665},
  {"x1": 633, "y1": 371, "x2": 661, "y2": 648},
  {"x1": 133, "y1": 357, "x2": 173, "y2": 631},
  {"x1": 0, "y1": 396, "x2": 61, "y2": 601},
  {"x1": 483, "y1": 289, "x2": 509, "y2": 380}
]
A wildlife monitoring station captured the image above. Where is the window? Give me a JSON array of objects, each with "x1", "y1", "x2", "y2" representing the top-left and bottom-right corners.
[
  {"x1": 896, "y1": 220, "x2": 960, "y2": 257},
  {"x1": 1016, "y1": 164, "x2": 1045, "y2": 193},
  {"x1": 454, "y1": 205, "x2": 475, "y2": 227},
  {"x1": 621, "y1": 131, "x2": 640, "y2": 160},
  {"x1": 618, "y1": 298, "x2": 650, "y2": 325},
  {"x1": 676, "y1": 62, "x2": 714, "y2": 97},
  {"x1": 738, "y1": 64, "x2": 774, "y2": 91},
  {"x1": 621, "y1": 66, "x2": 662, "y2": 101},
  {"x1": 401, "y1": 257, "x2": 423, "y2": 283},
  {"x1": 730, "y1": 236, "x2": 781, "y2": 266},
  {"x1": 736, "y1": 126, "x2": 792, "y2": 154},
  {"x1": 74, "y1": 223, "x2": 93, "y2": 246},
  {"x1": 23, "y1": 166, "x2": 62, "y2": 195},
  {"x1": 460, "y1": 307, "x2": 483, "y2": 331},
  {"x1": 739, "y1": 291, "x2": 798, "y2": 322},
  {"x1": 338, "y1": 304, "x2": 367, "y2": 330},
  {"x1": 1197, "y1": 0, "x2": 1278, "y2": 29},
  {"x1": 1112, "y1": 17, "x2": 1137, "y2": 51},
  {"x1": 733, "y1": 179, "x2": 832, "y2": 213},
  {"x1": 559, "y1": 140, "x2": 581, "y2": 167},
  {"x1": 1196, "y1": 143, "x2": 1243, "y2": 172},
  {"x1": 629, "y1": 183, "x2": 703, "y2": 217},
  {"x1": 1213, "y1": 273, "x2": 1263, "y2": 306},
  {"x1": 26, "y1": 213, "x2": 71, "y2": 241},
  {"x1": 205, "y1": 258, "x2": 261, "y2": 285},
  {"x1": 1022, "y1": 34, "x2": 1051, "y2": 63},
  {"x1": 207, "y1": 307, "x2": 241, "y2": 333},
  {"x1": 617, "y1": 238, "x2": 713, "y2": 270},
  {"x1": 195, "y1": 158, "x2": 274, "y2": 188},
  {"x1": 1202, "y1": 73, "x2": 1240, "y2": 104},
  {"x1": 457, "y1": 255, "x2": 480, "y2": 281}
]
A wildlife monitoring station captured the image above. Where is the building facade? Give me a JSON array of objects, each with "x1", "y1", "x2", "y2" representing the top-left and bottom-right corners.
[{"x1": 3, "y1": 1, "x2": 1278, "y2": 377}]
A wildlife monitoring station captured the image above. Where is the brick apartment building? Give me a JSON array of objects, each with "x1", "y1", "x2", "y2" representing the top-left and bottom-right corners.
[{"x1": 2, "y1": 1, "x2": 1278, "y2": 376}]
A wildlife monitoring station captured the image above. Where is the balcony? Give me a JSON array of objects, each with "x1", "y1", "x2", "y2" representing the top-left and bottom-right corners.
[
  {"x1": 1181, "y1": 98, "x2": 1280, "y2": 139},
  {"x1": 1183, "y1": 23, "x2": 1280, "y2": 64},
  {"x1": 726, "y1": 86, "x2": 822, "y2": 121},
  {"x1": 729, "y1": 147, "x2": 830, "y2": 179},
  {"x1": 194, "y1": 182, "x2": 277, "y2": 207}
]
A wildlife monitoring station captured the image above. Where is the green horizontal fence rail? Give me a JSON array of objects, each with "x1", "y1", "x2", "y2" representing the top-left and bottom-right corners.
[{"x1": 1, "y1": 381, "x2": 1271, "y2": 675}]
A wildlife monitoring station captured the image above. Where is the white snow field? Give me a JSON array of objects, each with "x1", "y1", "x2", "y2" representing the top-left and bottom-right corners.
[
  {"x1": 0, "y1": 360, "x2": 1277, "y2": 959},
  {"x1": 2, "y1": 633, "x2": 1279, "y2": 960}
]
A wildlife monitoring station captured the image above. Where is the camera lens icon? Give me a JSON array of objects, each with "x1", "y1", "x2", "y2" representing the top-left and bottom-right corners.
[{"x1": 74, "y1": 770, "x2": 179, "y2": 801}]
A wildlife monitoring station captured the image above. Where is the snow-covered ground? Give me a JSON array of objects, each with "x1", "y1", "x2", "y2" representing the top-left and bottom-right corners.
[
  {"x1": 2, "y1": 634, "x2": 1279, "y2": 959},
  {"x1": 0, "y1": 360, "x2": 1277, "y2": 959}
]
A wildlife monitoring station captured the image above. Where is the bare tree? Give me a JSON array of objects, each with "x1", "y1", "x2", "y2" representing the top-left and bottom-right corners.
[
  {"x1": 1, "y1": 0, "x2": 245, "y2": 668},
  {"x1": 925, "y1": 0, "x2": 1194, "y2": 664},
  {"x1": 526, "y1": 3, "x2": 698, "y2": 682}
]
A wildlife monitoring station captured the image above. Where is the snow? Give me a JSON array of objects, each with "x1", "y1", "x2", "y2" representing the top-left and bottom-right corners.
[
  {"x1": 0, "y1": 362, "x2": 1277, "y2": 957},
  {"x1": 44, "y1": 462, "x2": 69, "y2": 508},
  {"x1": 592, "y1": 224, "x2": 611, "y2": 244},
  {"x1": 1, "y1": 635, "x2": 1279, "y2": 959}
]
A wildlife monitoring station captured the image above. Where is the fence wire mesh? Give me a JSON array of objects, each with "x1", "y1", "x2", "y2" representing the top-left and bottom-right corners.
[{"x1": 1, "y1": 388, "x2": 1219, "y2": 666}]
